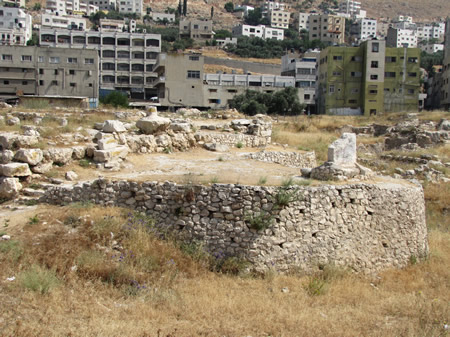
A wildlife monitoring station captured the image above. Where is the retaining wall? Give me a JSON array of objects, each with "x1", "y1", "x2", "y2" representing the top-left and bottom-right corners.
[
  {"x1": 41, "y1": 179, "x2": 428, "y2": 273},
  {"x1": 246, "y1": 150, "x2": 317, "y2": 168}
]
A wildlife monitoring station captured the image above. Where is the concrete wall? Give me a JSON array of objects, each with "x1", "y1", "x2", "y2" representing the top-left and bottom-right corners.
[{"x1": 41, "y1": 179, "x2": 429, "y2": 274}]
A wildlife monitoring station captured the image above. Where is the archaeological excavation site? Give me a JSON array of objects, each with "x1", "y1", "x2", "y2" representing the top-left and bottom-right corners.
[{"x1": 2, "y1": 105, "x2": 446, "y2": 275}]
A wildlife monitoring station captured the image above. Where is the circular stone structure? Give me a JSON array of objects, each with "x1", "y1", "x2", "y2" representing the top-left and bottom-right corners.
[{"x1": 41, "y1": 178, "x2": 428, "y2": 274}]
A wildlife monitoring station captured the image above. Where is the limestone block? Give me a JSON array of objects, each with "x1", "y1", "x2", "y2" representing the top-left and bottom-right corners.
[
  {"x1": 0, "y1": 163, "x2": 32, "y2": 177},
  {"x1": 65, "y1": 171, "x2": 78, "y2": 181},
  {"x1": 328, "y1": 133, "x2": 356, "y2": 167},
  {"x1": 6, "y1": 116, "x2": 20, "y2": 126},
  {"x1": 102, "y1": 120, "x2": 127, "y2": 133},
  {"x1": 98, "y1": 138, "x2": 119, "y2": 150},
  {"x1": 44, "y1": 148, "x2": 74, "y2": 165},
  {"x1": 0, "y1": 177, "x2": 22, "y2": 199},
  {"x1": 14, "y1": 149, "x2": 43, "y2": 166},
  {"x1": 72, "y1": 146, "x2": 86, "y2": 160},
  {"x1": 93, "y1": 146, "x2": 129, "y2": 163},
  {"x1": 136, "y1": 115, "x2": 171, "y2": 135},
  {"x1": 204, "y1": 143, "x2": 230, "y2": 152},
  {"x1": 170, "y1": 122, "x2": 191, "y2": 133},
  {"x1": 0, "y1": 132, "x2": 38, "y2": 150},
  {"x1": 0, "y1": 150, "x2": 14, "y2": 164},
  {"x1": 437, "y1": 119, "x2": 450, "y2": 131},
  {"x1": 31, "y1": 161, "x2": 53, "y2": 174}
]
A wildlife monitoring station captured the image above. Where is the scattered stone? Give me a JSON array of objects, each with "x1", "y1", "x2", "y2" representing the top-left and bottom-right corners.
[
  {"x1": 328, "y1": 133, "x2": 356, "y2": 166},
  {"x1": 31, "y1": 161, "x2": 53, "y2": 174},
  {"x1": 93, "y1": 146, "x2": 129, "y2": 163},
  {"x1": 65, "y1": 171, "x2": 78, "y2": 181},
  {"x1": 301, "y1": 168, "x2": 312, "y2": 177},
  {"x1": 0, "y1": 177, "x2": 22, "y2": 198},
  {"x1": 72, "y1": 146, "x2": 86, "y2": 159},
  {"x1": 0, "y1": 163, "x2": 32, "y2": 177},
  {"x1": 204, "y1": 143, "x2": 230, "y2": 152},
  {"x1": 102, "y1": 120, "x2": 127, "y2": 133},
  {"x1": 136, "y1": 113, "x2": 171, "y2": 135},
  {"x1": 2, "y1": 235, "x2": 11, "y2": 240},
  {"x1": 0, "y1": 150, "x2": 14, "y2": 164},
  {"x1": 44, "y1": 148, "x2": 74, "y2": 165},
  {"x1": 14, "y1": 149, "x2": 43, "y2": 166},
  {"x1": 437, "y1": 119, "x2": 450, "y2": 131},
  {"x1": 6, "y1": 116, "x2": 20, "y2": 126}
]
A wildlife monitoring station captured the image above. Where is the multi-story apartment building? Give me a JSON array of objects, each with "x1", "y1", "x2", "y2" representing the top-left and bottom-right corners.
[
  {"x1": 0, "y1": 0, "x2": 25, "y2": 7},
  {"x1": 0, "y1": 7, "x2": 32, "y2": 46},
  {"x1": 151, "y1": 53, "x2": 300, "y2": 109},
  {"x1": 39, "y1": 28, "x2": 161, "y2": 100},
  {"x1": 117, "y1": 0, "x2": 143, "y2": 17},
  {"x1": 281, "y1": 50, "x2": 319, "y2": 112},
  {"x1": 0, "y1": 45, "x2": 98, "y2": 102},
  {"x1": 353, "y1": 18, "x2": 377, "y2": 42},
  {"x1": 386, "y1": 27, "x2": 418, "y2": 48},
  {"x1": 317, "y1": 40, "x2": 421, "y2": 115},
  {"x1": 149, "y1": 12, "x2": 175, "y2": 23},
  {"x1": 179, "y1": 19, "x2": 213, "y2": 42},
  {"x1": 420, "y1": 43, "x2": 444, "y2": 54},
  {"x1": 416, "y1": 23, "x2": 445, "y2": 42},
  {"x1": 261, "y1": 1, "x2": 287, "y2": 14},
  {"x1": 296, "y1": 13, "x2": 310, "y2": 32},
  {"x1": 309, "y1": 14, "x2": 346, "y2": 45},
  {"x1": 98, "y1": 19, "x2": 136, "y2": 33},
  {"x1": 440, "y1": 18, "x2": 450, "y2": 110},
  {"x1": 41, "y1": 13, "x2": 87, "y2": 31},
  {"x1": 232, "y1": 24, "x2": 284, "y2": 41},
  {"x1": 46, "y1": 0, "x2": 99, "y2": 16},
  {"x1": 268, "y1": 9, "x2": 289, "y2": 30},
  {"x1": 339, "y1": 0, "x2": 361, "y2": 15}
]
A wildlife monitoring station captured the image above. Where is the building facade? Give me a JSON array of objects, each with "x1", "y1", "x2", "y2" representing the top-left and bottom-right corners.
[
  {"x1": 354, "y1": 18, "x2": 377, "y2": 42},
  {"x1": 46, "y1": 0, "x2": 99, "y2": 16},
  {"x1": 420, "y1": 43, "x2": 444, "y2": 54},
  {"x1": 150, "y1": 12, "x2": 175, "y2": 23},
  {"x1": 0, "y1": 0, "x2": 25, "y2": 7},
  {"x1": 117, "y1": 0, "x2": 143, "y2": 17},
  {"x1": 179, "y1": 19, "x2": 213, "y2": 42},
  {"x1": 0, "y1": 7, "x2": 32, "y2": 46},
  {"x1": 317, "y1": 40, "x2": 421, "y2": 115},
  {"x1": 440, "y1": 18, "x2": 450, "y2": 110},
  {"x1": 41, "y1": 13, "x2": 87, "y2": 31},
  {"x1": 232, "y1": 24, "x2": 284, "y2": 41},
  {"x1": 416, "y1": 23, "x2": 445, "y2": 42},
  {"x1": 309, "y1": 14, "x2": 345, "y2": 45},
  {"x1": 386, "y1": 27, "x2": 418, "y2": 48},
  {"x1": 268, "y1": 9, "x2": 289, "y2": 30},
  {"x1": 39, "y1": 28, "x2": 161, "y2": 100},
  {"x1": 339, "y1": 0, "x2": 361, "y2": 15},
  {"x1": 0, "y1": 45, "x2": 98, "y2": 101},
  {"x1": 296, "y1": 13, "x2": 310, "y2": 32}
]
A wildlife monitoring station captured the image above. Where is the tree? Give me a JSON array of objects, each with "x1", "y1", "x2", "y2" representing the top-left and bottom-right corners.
[
  {"x1": 26, "y1": 33, "x2": 38, "y2": 46},
  {"x1": 245, "y1": 8, "x2": 263, "y2": 26},
  {"x1": 224, "y1": 2, "x2": 234, "y2": 13},
  {"x1": 32, "y1": 3, "x2": 41, "y2": 10},
  {"x1": 100, "y1": 91, "x2": 129, "y2": 108},
  {"x1": 214, "y1": 29, "x2": 232, "y2": 39},
  {"x1": 177, "y1": 0, "x2": 182, "y2": 16},
  {"x1": 183, "y1": 0, "x2": 187, "y2": 16},
  {"x1": 211, "y1": 6, "x2": 214, "y2": 19}
]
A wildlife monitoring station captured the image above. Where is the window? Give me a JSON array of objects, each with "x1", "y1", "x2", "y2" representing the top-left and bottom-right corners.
[
  {"x1": 351, "y1": 56, "x2": 362, "y2": 62},
  {"x1": 304, "y1": 94, "x2": 310, "y2": 100},
  {"x1": 88, "y1": 83, "x2": 93, "y2": 87},
  {"x1": 3, "y1": 80, "x2": 9, "y2": 84},
  {"x1": 408, "y1": 57, "x2": 418, "y2": 63},
  {"x1": 39, "y1": 80, "x2": 44, "y2": 86},
  {"x1": 54, "y1": 69, "x2": 59, "y2": 75},
  {"x1": 67, "y1": 57, "x2": 77, "y2": 64},
  {"x1": 189, "y1": 55, "x2": 199, "y2": 61},
  {"x1": 372, "y1": 42, "x2": 379, "y2": 52},
  {"x1": 329, "y1": 85, "x2": 335, "y2": 93},
  {"x1": 408, "y1": 72, "x2": 417, "y2": 77},
  {"x1": 21, "y1": 55, "x2": 32, "y2": 62},
  {"x1": 2, "y1": 54, "x2": 12, "y2": 61},
  {"x1": 348, "y1": 99, "x2": 357, "y2": 103},
  {"x1": 22, "y1": 81, "x2": 28, "y2": 85},
  {"x1": 70, "y1": 82, "x2": 76, "y2": 87},
  {"x1": 50, "y1": 57, "x2": 60, "y2": 64},
  {"x1": 332, "y1": 71, "x2": 341, "y2": 76},
  {"x1": 84, "y1": 58, "x2": 94, "y2": 64},
  {"x1": 385, "y1": 72, "x2": 396, "y2": 78},
  {"x1": 187, "y1": 70, "x2": 200, "y2": 79},
  {"x1": 333, "y1": 55, "x2": 342, "y2": 60},
  {"x1": 384, "y1": 88, "x2": 390, "y2": 92},
  {"x1": 51, "y1": 80, "x2": 58, "y2": 85},
  {"x1": 39, "y1": 69, "x2": 44, "y2": 74},
  {"x1": 351, "y1": 88, "x2": 359, "y2": 94},
  {"x1": 369, "y1": 89, "x2": 378, "y2": 94},
  {"x1": 370, "y1": 74, "x2": 378, "y2": 80},
  {"x1": 208, "y1": 88, "x2": 217, "y2": 93},
  {"x1": 38, "y1": 56, "x2": 44, "y2": 63},
  {"x1": 371, "y1": 61, "x2": 378, "y2": 68},
  {"x1": 350, "y1": 72, "x2": 362, "y2": 77},
  {"x1": 407, "y1": 89, "x2": 415, "y2": 94}
]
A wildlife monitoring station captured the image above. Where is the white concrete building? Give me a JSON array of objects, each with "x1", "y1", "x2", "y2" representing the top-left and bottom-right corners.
[
  {"x1": 118, "y1": 0, "x2": 143, "y2": 17},
  {"x1": 386, "y1": 27, "x2": 418, "y2": 48},
  {"x1": 0, "y1": 7, "x2": 32, "y2": 46},
  {"x1": 416, "y1": 23, "x2": 445, "y2": 41},
  {"x1": 296, "y1": 13, "x2": 310, "y2": 32},
  {"x1": 232, "y1": 24, "x2": 284, "y2": 40},
  {"x1": 90, "y1": 0, "x2": 116, "y2": 12},
  {"x1": 46, "y1": 0, "x2": 99, "y2": 16},
  {"x1": 269, "y1": 9, "x2": 289, "y2": 29},
  {"x1": 420, "y1": 43, "x2": 444, "y2": 54},
  {"x1": 262, "y1": 1, "x2": 287, "y2": 13},
  {"x1": 355, "y1": 18, "x2": 377, "y2": 42},
  {"x1": 0, "y1": 0, "x2": 25, "y2": 7},
  {"x1": 150, "y1": 12, "x2": 175, "y2": 23},
  {"x1": 41, "y1": 13, "x2": 87, "y2": 30},
  {"x1": 234, "y1": 5, "x2": 254, "y2": 17},
  {"x1": 339, "y1": 0, "x2": 361, "y2": 15}
]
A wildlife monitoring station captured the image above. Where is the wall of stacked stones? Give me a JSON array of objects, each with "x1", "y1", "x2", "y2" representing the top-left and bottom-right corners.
[
  {"x1": 194, "y1": 133, "x2": 271, "y2": 148},
  {"x1": 246, "y1": 151, "x2": 317, "y2": 168},
  {"x1": 41, "y1": 179, "x2": 428, "y2": 273}
]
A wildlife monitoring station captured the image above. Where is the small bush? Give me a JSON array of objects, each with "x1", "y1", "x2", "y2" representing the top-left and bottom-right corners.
[
  {"x1": 28, "y1": 215, "x2": 39, "y2": 225},
  {"x1": 236, "y1": 142, "x2": 244, "y2": 149},
  {"x1": 210, "y1": 176, "x2": 219, "y2": 184},
  {"x1": 79, "y1": 159, "x2": 92, "y2": 168},
  {"x1": 0, "y1": 240, "x2": 24, "y2": 262},
  {"x1": 274, "y1": 188, "x2": 302, "y2": 207},
  {"x1": 304, "y1": 277, "x2": 327, "y2": 296},
  {"x1": 245, "y1": 211, "x2": 274, "y2": 231},
  {"x1": 19, "y1": 265, "x2": 60, "y2": 294},
  {"x1": 100, "y1": 91, "x2": 129, "y2": 108},
  {"x1": 281, "y1": 176, "x2": 295, "y2": 187},
  {"x1": 258, "y1": 176, "x2": 268, "y2": 185}
]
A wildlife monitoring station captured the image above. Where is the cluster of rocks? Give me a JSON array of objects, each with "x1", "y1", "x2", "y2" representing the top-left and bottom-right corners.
[
  {"x1": 40, "y1": 178, "x2": 428, "y2": 274},
  {"x1": 176, "y1": 107, "x2": 241, "y2": 120},
  {"x1": 246, "y1": 150, "x2": 316, "y2": 168},
  {"x1": 304, "y1": 133, "x2": 373, "y2": 181}
]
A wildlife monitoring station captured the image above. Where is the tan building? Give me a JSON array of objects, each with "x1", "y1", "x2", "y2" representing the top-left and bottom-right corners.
[
  {"x1": 179, "y1": 19, "x2": 213, "y2": 42},
  {"x1": 0, "y1": 45, "x2": 98, "y2": 104},
  {"x1": 441, "y1": 18, "x2": 450, "y2": 110},
  {"x1": 269, "y1": 9, "x2": 290, "y2": 30},
  {"x1": 309, "y1": 14, "x2": 345, "y2": 45},
  {"x1": 153, "y1": 53, "x2": 304, "y2": 109}
]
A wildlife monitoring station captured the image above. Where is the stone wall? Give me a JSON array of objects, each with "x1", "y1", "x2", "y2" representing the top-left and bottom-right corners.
[
  {"x1": 195, "y1": 132, "x2": 271, "y2": 148},
  {"x1": 246, "y1": 150, "x2": 316, "y2": 168},
  {"x1": 41, "y1": 179, "x2": 428, "y2": 274}
]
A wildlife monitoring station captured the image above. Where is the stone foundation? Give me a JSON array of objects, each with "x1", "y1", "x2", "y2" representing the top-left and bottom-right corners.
[
  {"x1": 195, "y1": 133, "x2": 271, "y2": 148},
  {"x1": 246, "y1": 150, "x2": 316, "y2": 168},
  {"x1": 41, "y1": 179, "x2": 428, "y2": 274}
]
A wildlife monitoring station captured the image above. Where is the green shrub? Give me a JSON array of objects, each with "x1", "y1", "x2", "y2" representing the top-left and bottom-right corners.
[
  {"x1": 28, "y1": 215, "x2": 39, "y2": 225},
  {"x1": 19, "y1": 265, "x2": 60, "y2": 294},
  {"x1": 304, "y1": 277, "x2": 327, "y2": 296},
  {"x1": 258, "y1": 176, "x2": 268, "y2": 185},
  {"x1": 245, "y1": 211, "x2": 274, "y2": 231},
  {"x1": 274, "y1": 188, "x2": 302, "y2": 207},
  {"x1": 100, "y1": 91, "x2": 129, "y2": 108},
  {"x1": 0, "y1": 240, "x2": 24, "y2": 262},
  {"x1": 236, "y1": 142, "x2": 244, "y2": 149},
  {"x1": 79, "y1": 159, "x2": 92, "y2": 168}
]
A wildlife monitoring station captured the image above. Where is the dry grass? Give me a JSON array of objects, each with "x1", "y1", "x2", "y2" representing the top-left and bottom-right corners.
[
  {"x1": 424, "y1": 182, "x2": 450, "y2": 232},
  {"x1": 0, "y1": 203, "x2": 448, "y2": 336}
]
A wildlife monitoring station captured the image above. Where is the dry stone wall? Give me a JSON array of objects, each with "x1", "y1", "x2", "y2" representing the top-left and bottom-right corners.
[
  {"x1": 41, "y1": 179, "x2": 428, "y2": 274},
  {"x1": 246, "y1": 150, "x2": 316, "y2": 168}
]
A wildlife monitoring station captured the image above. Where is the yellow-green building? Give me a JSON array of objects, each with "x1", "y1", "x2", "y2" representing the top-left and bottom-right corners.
[{"x1": 317, "y1": 40, "x2": 421, "y2": 115}]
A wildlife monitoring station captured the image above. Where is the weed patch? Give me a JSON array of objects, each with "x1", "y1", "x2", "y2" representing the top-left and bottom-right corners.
[{"x1": 19, "y1": 264, "x2": 60, "y2": 294}]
